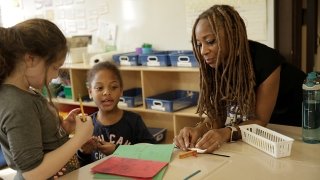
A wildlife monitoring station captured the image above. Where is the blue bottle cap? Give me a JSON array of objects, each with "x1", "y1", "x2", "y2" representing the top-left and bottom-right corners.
[
  {"x1": 303, "y1": 72, "x2": 320, "y2": 90},
  {"x1": 307, "y1": 72, "x2": 317, "y2": 80}
]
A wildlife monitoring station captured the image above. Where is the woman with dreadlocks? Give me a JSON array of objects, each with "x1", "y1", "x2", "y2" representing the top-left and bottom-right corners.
[{"x1": 173, "y1": 5, "x2": 305, "y2": 153}]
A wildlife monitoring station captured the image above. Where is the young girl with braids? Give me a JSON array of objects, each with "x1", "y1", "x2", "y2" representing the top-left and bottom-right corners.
[
  {"x1": 0, "y1": 19, "x2": 93, "y2": 179},
  {"x1": 173, "y1": 5, "x2": 306, "y2": 153}
]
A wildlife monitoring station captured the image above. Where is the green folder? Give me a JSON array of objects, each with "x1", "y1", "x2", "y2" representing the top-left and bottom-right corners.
[{"x1": 93, "y1": 144, "x2": 174, "y2": 180}]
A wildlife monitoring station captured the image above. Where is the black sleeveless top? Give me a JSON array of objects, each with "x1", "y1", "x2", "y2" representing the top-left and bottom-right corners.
[{"x1": 249, "y1": 41, "x2": 306, "y2": 126}]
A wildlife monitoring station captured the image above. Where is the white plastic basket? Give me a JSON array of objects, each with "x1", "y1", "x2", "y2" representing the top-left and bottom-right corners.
[{"x1": 239, "y1": 124, "x2": 294, "y2": 158}]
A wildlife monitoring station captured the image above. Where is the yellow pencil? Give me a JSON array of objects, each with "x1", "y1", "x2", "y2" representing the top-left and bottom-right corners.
[{"x1": 79, "y1": 94, "x2": 86, "y2": 122}]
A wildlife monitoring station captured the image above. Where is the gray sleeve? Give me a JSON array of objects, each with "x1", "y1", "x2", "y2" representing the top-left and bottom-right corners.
[{"x1": 4, "y1": 103, "x2": 44, "y2": 172}]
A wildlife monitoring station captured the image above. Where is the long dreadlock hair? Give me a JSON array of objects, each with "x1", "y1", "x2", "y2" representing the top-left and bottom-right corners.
[{"x1": 192, "y1": 5, "x2": 256, "y2": 125}]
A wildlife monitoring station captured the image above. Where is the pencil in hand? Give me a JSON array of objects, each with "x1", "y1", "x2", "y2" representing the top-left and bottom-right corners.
[{"x1": 78, "y1": 94, "x2": 86, "y2": 122}]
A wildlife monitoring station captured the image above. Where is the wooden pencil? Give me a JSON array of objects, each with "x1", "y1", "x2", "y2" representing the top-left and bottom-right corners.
[{"x1": 78, "y1": 94, "x2": 86, "y2": 122}]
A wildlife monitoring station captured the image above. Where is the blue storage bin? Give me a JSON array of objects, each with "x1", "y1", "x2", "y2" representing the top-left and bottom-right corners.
[
  {"x1": 118, "y1": 88, "x2": 143, "y2": 108},
  {"x1": 169, "y1": 51, "x2": 198, "y2": 67},
  {"x1": 112, "y1": 52, "x2": 140, "y2": 66},
  {"x1": 148, "y1": 127, "x2": 167, "y2": 143},
  {"x1": 145, "y1": 90, "x2": 199, "y2": 112},
  {"x1": 139, "y1": 51, "x2": 171, "y2": 67}
]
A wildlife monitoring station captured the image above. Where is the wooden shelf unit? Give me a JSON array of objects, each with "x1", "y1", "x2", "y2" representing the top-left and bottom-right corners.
[{"x1": 58, "y1": 63, "x2": 203, "y2": 143}]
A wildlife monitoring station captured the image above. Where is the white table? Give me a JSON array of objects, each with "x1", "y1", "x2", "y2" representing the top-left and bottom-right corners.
[{"x1": 60, "y1": 124, "x2": 320, "y2": 180}]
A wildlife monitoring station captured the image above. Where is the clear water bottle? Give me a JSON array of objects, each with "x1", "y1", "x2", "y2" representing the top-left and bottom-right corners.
[{"x1": 302, "y1": 72, "x2": 320, "y2": 143}]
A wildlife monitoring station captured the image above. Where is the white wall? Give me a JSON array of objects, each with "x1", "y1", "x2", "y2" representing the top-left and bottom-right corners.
[
  {"x1": 0, "y1": 0, "x2": 274, "y2": 51},
  {"x1": 267, "y1": 0, "x2": 274, "y2": 47}
]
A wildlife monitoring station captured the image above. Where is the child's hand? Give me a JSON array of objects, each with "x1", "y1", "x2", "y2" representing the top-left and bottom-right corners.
[
  {"x1": 61, "y1": 108, "x2": 81, "y2": 134},
  {"x1": 80, "y1": 137, "x2": 99, "y2": 154},
  {"x1": 73, "y1": 115, "x2": 93, "y2": 145},
  {"x1": 96, "y1": 138, "x2": 117, "y2": 156}
]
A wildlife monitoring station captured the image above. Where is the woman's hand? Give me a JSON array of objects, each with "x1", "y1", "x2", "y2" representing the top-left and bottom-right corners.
[
  {"x1": 173, "y1": 126, "x2": 203, "y2": 151},
  {"x1": 61, "y1": 108, "x2": 81, "y2": 134},
  {"x1": 195, "y1": 128, "x2": 229, "y2": 153}
]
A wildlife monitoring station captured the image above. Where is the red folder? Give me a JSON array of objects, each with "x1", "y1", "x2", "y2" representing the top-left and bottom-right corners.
[{"x1": 91, "y1": 156, "x2": 168, "y2": 179}]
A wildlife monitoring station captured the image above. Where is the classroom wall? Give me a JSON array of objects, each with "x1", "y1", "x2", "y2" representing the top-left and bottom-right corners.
[{"x1": 0, "y1": 0, "x2": 274, "y2": 52}]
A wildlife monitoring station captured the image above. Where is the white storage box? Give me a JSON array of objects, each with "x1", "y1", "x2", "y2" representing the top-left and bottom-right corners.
[
  {"x1": 65, "y1": 47, "x2": 87, "y2": 64},
  {"x1": 239, "y1": 124, "x2": 294, "y2": 158}
]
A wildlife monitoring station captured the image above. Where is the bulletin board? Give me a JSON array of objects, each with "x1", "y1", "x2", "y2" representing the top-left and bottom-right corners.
[
  {"x1": 185, "y1": 0, "x2": 267, "y2": 42},
  {"x1": 0, "y1": 0, "x2": 273, "y2": 51}
]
